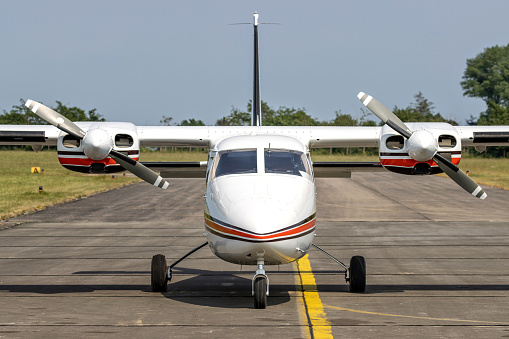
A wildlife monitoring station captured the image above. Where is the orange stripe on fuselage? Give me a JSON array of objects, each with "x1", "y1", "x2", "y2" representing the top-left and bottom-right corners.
[{"x1": 204, "y1": 216, "x2": 316, "y2": 241}]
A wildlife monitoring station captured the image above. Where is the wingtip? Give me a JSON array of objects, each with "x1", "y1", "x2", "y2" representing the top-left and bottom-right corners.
[
  {"x1": 25, "y1": 99, "x2": 32, "y2": 108},
  {"x1": 357, "y1": 92, "x2": 365, "y2": 100}
]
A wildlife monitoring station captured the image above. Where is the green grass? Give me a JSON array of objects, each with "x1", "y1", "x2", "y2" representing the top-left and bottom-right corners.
[
  {"x1": 0, "y1": 151, "x2": 139, "y2": 220},
  {"x1": 309, "y1": 153, "x2": 509, "y2": 190},
  {"x1": 453, "y1": 157, "x2": 509, "y2": 190},
  {"x1": 0, "y1": 150, "x2": 209, "y2": 220},
  {"x1": 1, "y1": 150, "x2": 507, "y2": 221}
]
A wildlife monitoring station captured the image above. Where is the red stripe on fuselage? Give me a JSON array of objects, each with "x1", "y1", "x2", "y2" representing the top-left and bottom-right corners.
[{"x1": 204, "y1": 215, "x2": 316, "y2": 242}]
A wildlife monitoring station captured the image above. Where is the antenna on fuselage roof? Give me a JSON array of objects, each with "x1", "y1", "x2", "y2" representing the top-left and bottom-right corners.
[{"x1": 230, "y1": 12, "x2": 279, "y2": 127}]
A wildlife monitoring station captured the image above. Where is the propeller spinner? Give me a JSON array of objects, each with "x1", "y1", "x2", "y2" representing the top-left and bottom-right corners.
[
  {"x1": 358, "y1": 92, "x2": 487, "y2": 200},
  {"x1": 25, "y1": 100, "x2": 169, "y2": 189}
]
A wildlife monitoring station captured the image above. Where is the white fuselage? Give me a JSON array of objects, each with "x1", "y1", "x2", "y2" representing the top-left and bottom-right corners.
[{"x1": 204, "y1": 135, "x2": 316, "y2": 265}]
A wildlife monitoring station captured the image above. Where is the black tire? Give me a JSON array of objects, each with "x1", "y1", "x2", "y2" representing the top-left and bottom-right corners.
[
  {"x1": 254, "y1": 276, "x2": 267, "y2": 309},
  {"x1": 151, "y1": 254, "x2": 168, "y2": 292},
  {"x1": 349, "y1": 255, "x2": 366, "y2": 293}
]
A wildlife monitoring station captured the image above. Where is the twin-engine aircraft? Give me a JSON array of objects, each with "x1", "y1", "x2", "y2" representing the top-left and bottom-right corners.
[{"x1": 2, "y1": 13, "x2": 509, "y2": 308}]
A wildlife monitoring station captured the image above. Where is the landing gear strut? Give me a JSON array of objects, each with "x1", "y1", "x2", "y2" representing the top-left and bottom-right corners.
[
  {"x1": 151, "y1": 242, "x2": 208, "y2": 292},
  {"x1": 311, "y1": 243, "x2": 366, "y2": 293}
]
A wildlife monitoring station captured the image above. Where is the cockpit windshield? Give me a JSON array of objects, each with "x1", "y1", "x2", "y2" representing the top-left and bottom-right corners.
[
  {"x1": 211, "y1": 149, "x2": 257, "y2": 179},
  {"x1": 264, "y1": 149, "x2": 311, "y2": 177}
]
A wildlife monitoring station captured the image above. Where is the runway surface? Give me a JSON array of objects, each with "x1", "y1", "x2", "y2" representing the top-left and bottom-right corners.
[{"x1": 1, "y1": 172, "x2": 509, "y2": 338}]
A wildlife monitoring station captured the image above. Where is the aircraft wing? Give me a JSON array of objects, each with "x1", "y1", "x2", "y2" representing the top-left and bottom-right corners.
[
  {"x1": 0, "y1": 125, "x2": 60, "y2": 146},
  {"x1": 454, "y1": 125, "x2": 509, "y2": 146},
  {"x1": 135, "y1": 125, "x2": 382, "y2": 148},
  {"x1": 2, "y1": 124, "x2": 509, "y2": 148},
  {"x1": 142, "y1": 161, "x2": 208, "y2": 178}
]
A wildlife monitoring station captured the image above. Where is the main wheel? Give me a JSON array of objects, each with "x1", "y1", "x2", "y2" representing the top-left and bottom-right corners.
[
  {"x1": 151, "y1": 254, "x2": 168, "y2": 292},
  {"x1": 349, "y1": 255, "x2": 366, "y2": 293},
  {"x1": 254, "y1": 276, "x2": 267, "y2": 309}
]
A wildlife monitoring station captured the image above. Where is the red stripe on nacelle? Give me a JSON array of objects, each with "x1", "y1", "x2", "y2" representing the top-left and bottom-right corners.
[
  {"x1": 58, "y1": 157, "x2": 139, "y2": 166},
  {"x1": 380, "y1": 157, "x2": 460, "y2": 168}
]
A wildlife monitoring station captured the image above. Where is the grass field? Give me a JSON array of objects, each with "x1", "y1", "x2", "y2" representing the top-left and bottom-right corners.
[{"x1": 0, "y1": 150, "x2": 507, "y2": 220}]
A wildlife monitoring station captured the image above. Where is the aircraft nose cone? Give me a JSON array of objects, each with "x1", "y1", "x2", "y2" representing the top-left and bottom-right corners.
[{"x1": 210, "y1": 176, "x2": 315, "y2": 234}]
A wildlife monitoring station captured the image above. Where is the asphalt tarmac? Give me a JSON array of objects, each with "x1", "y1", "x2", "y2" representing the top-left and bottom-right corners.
[{"x1": 1, "y1": 172, "x2": 509, "y2": 338}]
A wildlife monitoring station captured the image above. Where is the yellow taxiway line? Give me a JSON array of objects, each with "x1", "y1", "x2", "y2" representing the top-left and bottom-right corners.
[{"x1": 295, "y1": 255, "x2": 333, "y2": 339}]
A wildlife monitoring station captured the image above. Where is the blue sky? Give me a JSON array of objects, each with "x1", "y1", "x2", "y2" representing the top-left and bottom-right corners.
[{"x1": 1, "y1": 1, "x2": 509, "y2": 125}]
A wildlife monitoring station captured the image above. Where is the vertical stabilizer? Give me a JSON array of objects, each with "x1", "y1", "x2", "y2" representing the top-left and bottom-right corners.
[{"x1": 252, "y1": 12, "x2": 262, "y2": 126}]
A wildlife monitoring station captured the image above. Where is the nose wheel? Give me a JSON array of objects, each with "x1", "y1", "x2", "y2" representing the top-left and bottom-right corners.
[
  {"x1": 252, "y1": 260, "x2": 269, "y2": 309},
  {"x1": 254, "y1": 276, "x2": 268, "y2": 309}
]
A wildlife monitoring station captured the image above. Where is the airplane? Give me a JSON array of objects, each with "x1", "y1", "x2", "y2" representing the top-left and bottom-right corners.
[{"x1": 2, "y1": 12, "x2": 509, "y2": 309}]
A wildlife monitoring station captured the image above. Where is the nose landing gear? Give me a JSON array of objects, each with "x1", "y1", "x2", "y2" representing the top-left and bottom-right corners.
[{"x1": 252, "y1": 260, "x2": 269, "y2": 309}]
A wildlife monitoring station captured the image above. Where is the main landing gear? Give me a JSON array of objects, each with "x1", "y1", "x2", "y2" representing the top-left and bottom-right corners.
[
  {"x1": 311, "y1": 244, "x2": 366, "y2": 293},
  {"x1": 151, "y1": 242, "x2": 208, "y2": 293}
]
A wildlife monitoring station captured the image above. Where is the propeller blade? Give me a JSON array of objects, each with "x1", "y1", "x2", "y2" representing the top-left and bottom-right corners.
[
  {"x1": 25, "y1": 100, "x2": 86, "y2": 139},
  {"x1": 433, "y1": 153, "x2": 487, "y2": 200},
  {"x1": 110, "y1": 150, "x2": 169, "y2": 189},
  {"x1": 357, "y1": 92, "x2": 413, "y2": 138}
]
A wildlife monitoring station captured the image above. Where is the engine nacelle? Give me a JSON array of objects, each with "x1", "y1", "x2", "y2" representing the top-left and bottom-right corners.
[
  {"x1": 379, "y1": 123, "x2": 461, "y2": 175},
  {"x1": 56, "y1": 122, "x2": 140, "y2": 174}
]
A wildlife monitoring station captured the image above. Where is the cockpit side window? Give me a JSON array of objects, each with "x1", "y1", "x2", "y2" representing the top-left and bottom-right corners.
[
  {"x1": 210, "y1": 149, "x2": 257, "y2": 179},
  {"x1": 264, "y1": 149, "x2": 311, "y2": 177}
]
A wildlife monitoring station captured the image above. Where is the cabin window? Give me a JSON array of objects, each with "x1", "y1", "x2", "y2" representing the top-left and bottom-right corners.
[
  {"x1": 210, "y1": 149, "x2": 257, "y2": 179},
  {"x1": 264, "y1": 149, "x2": 311, "y2": 176}
]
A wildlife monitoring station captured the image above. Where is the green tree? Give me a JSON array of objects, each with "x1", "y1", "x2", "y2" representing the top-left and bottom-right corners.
[
  {"x1": 461, "y1": 44, "x2": 509, "y2": 106},
  {"x1": 53, "y1": 101, "x2": 105, "y2": 122},
  {"x1": 179, "y1": 118, "x2": 205, "y2": 126},
  {"x1": 325, "y1": 110, "x2": 358, "y2": 126},
  {"x1": 392, "y1": 93, "x2": 457, "y2": 125},
  {"x1": 264, "y1": 106, "x2": 318, "y2": 126},
  {"x1": 0, "y1": 100, "x2": 34, "y2": 124},
  {"x1": 160, "y1": 116, "x2": 174, "y2": 126},
  {"x1": 0, "y1": 99, "x2": 104, "y2": 125},
  {"x1": 476, "y1": 101, "x2": 509, "y2": 125},
  {"x1": 215, "y1": 106, "x2": 251, "y2": 126},
  {"x1": 244, "y1": 100, "x2": 318, "y2": 126},
  {"x1": 412, "y1": 91, "x2": 435, "y2": 115},
  {"x1": 461, "y1": 44, "x2": 509, "y2": 129}
]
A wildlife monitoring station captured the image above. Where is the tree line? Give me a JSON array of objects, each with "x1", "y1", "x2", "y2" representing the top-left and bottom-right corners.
[
  {"x1": 0, "y1": 100, "x2": 105, "y2": 124},
  {"x1": 214, "y1": 91, "x2": 456, "y2": 127}
]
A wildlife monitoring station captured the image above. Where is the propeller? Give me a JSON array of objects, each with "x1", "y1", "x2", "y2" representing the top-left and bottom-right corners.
[
  {"x1": 357, "y1": 92, "x2": 487, "y2": 200},
  {"x1": 25, "y1": 100, "x2": 169, "y2": 189}
]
